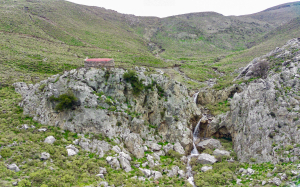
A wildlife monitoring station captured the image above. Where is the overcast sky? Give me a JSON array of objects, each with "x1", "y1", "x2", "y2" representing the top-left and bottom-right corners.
[{"x1": 67, "y1": 0, "x2": 294, "y2": 17}]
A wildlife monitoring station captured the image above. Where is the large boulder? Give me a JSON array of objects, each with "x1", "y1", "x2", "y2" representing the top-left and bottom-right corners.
[
  {"x1": 78, "y1": 138, "x2": 111, "y2": 157},
  {"x1": 213, "y1": 149, "x2": 230, "y2": 157},
  {"x1": 124, "y1": 133, "x2": 144, "y2": 159},
  {"x1": 174, "y1": 142, "x2": 185, "y2": 155},
  {"x1": 118, "y1": 152, "x2": 132, "y2": 172},
  {"x1": 197, "y1": 153, "x2": 217, "y2": 164},
  {"x1": 7, "y1": 164, "x2": 20, "y2": 172},
  {"x1": 197, "y1": 139, "x2": 221, "y2": 150},
  {"x1": 106, "y1": 156, "x2": 120, "y2": 170},
  {"x1": 66, "y1": 144, "x2": 79, "y2": 156},
  {"x1": 44, "y1": 136, "x2": 56, "y2": 144}
]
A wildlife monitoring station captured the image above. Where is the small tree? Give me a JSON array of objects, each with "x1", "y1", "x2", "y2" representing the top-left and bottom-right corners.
[{"x1": 49, "y1": 91, "x2": 78, "y2": 111}]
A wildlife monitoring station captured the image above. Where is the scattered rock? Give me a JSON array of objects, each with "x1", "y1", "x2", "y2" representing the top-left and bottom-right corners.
[
  {"x1": 139, "y1": 168, "x2": 151, "y2": 178},
  {"x1": 197, "y1": 153, "x2": 217, "y2": 164},
  {"x1": 213, "y1": 149, "x2": 230, "y2": 157},
  {"x1": 262, "y1": 181, "x2": 266, "y2": 185},
  {"x1": 237, "y1": 179, "x2": 242, "y2": 185},
  {"x1": 38, "y1": 128, "x2": 47, "y2": 132},
  {"x1": 99, "y1": 167, "x2": 107, "y2": 175},
  {"x1": 7, "y1": 164, "x2": 20, "y2": 172},
  {"x1": 12, "y1": 181, "x2": 18, "y2": 186},
  {"x1": 201, "y1": 166, "x2": 213, "y2": 172},
  {"x1": 167, "y1": 166, "x2": 179, "y2": 177},
  {"x1": 174, "y1": 142, "x2": 185, "y2": 155},
  {"x1": 163, "y1": 143, "x2": 174, "y2": 153},
  {"x1": 269, "y1": 177, "x2": 281, "y2": 186},
  {"x1": 44, "y1": 136, "x2": 55, "y2": 144},
  {"x1": 66, "y1": 144, "x2": 79, "y2": 156},
  {"x1": 149, "y1": 143, "x2": 162, "y2": 151},
  {"x1": 118, "y1": 152, "x2": 132, "y2": 172},
  {"x1": 178, "y1": 170, "x2": 185, "y2": 178},
  {"x1": 106, "y1": 156, "x2": 120, "y2": 170},
  {"x1": 152, "y1": 170, "x2": 162, "y2": 180},
  {"x1": 112, "y1": 145, "x2": 121, "y2": 153},
  {"x1": 40, "y1": 152, "x2": 50, "y2": 160},
  {"x1": 124, "y1": 133, "x2": 144, "y2": 159}
]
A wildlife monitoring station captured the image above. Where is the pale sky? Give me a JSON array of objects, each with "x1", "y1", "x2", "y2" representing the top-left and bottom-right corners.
[{"x1": 67, "y1": 0, "x2": 295, "y2": 17}]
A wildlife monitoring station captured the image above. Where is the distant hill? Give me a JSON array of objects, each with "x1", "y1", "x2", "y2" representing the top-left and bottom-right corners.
[{"x1": 0, "y1": 0, "x2": 300, "y2": 88}]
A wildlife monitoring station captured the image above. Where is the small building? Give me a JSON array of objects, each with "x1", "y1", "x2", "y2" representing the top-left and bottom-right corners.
[{"x1": 84, "y1": 58, "x2": 115, "y2": 68}]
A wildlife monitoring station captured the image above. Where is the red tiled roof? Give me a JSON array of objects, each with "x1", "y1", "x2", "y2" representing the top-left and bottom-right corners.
[{"x1": 85, "y1": 58, "x2": 113, "y2": 62}]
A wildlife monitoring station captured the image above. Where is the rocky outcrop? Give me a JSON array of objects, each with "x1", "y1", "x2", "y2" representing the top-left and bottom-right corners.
[
  {"x1": 14, "y1": 68, "x2": 201, "y2": 156},
  {"x1": 207, "y1": 38, "x2": 300, "y2": 163}
]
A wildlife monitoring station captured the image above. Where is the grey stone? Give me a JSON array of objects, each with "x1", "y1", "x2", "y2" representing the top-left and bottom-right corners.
[
  {"x1": 201, "y1": 166, "x2": 213, "y2": 172},
  {"x1": 213, "y1": 149, "x2": 230, "y2": 157},
  {"x1": 118, "y1": 152, "x2": 132, "y2": 172},
  {"x1": 262, "y1": 181, "x2": 266, "y2": 185},
  {"x1": 174, "y1": 142, "x2": 185, "y2": 155},
  {"x1": 99, "y1": 167, "x2": 107, "y2": 174},
  {"x1": 7, "y1": 164, "x2": 20, "y2": 172},
  {"x1": 167, "y1": 166, "x2": 179, "y2": 177},
  {"x1": 178, "y1": 170, "x2": 185, "y2": 178},
  {"x1": 163, "y1": 143, "x2": 174, "y2": 153},
  {"x1": 149, "y1": 143, "x2": 161, "y2": 151},
  {"x1": 66, "y1": 144, "x2": 79, "y2": 156},
  {"x1": 40, "y1": 152, "x2": 50, "y2": 160},
  {"x1": 124, "y1": 133, "x2": 144, "y2": 159},
  {"x1": 38, "y1": 128, "x2": 47, "y2": 132},
  {"x1": 98, "y1": 181, "x2": 109, "y2": 187},
  {"x1": 152, "y1": 170, "x2": 162, "y2": 180},
  {"x1": 269, "y1": 177, "x2": 281, "y2": 186},
  {"x1": 106, "y1": 156, "x2": 120, "y2": 170},
  {"x1": 44, "y1": 136, "x2": 55, "y2": 144},
  {"x1": 197, "y1": 139, "x2": 221, "y2": 150},
  {"x1": 112, "y1": 145, "x2": 121, "y2": 153},
  {"x1": 139, "y1": 168, "x2": 151, "y2": 178},
  {"x1": 12, "y1": 182, "x2": 18, "y2": 186},
  {"x1": 197, "y1": 153, "x2": 217, "y2": 164}
]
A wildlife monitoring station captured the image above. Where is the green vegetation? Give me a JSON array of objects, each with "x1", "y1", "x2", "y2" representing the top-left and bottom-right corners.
[
  {"x1": 123, "y1": 70, "x2": 145, "y2": 95},
  {"x1": 49, "y1": 91, "x2": 78, "y2": 111}
]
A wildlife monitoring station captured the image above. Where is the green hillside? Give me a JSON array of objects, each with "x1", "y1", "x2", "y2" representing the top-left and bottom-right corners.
[{"x1": 0, "y1": 0, "x2": 300, "y2": 88}]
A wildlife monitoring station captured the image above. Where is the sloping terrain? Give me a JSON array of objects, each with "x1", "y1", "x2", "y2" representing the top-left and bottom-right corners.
[{"x1": 1, "y1": 0, "x2": 300, "y2": 88}]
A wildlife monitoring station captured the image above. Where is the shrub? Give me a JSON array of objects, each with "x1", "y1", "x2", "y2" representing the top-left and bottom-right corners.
[
  {"x1": 251, "y1": 60, "x2": 269, "y2": 78},
  {"x1": 0, "y1": 148, "x2": 12, "y2": 158},
  {"x1": 250, "y1": 158, "x2": 256, "y2": 162},
  {"x1": 39, "y1": 84, "x2": 46, "y2": 92},
  {"x1": 285, "y1": 144, "x2": 294, "y2": 151},
  {"x1": 123, "y1": 70, "x2": 144, "y2": 95},
  {"x1": 104, "y1": 70, "x2": 111, "y2": 81},
  {"x1": 49, "y1": 91, "x2": 78, "y2": 111},
  {"x1": 18, "y1": 179, "x2": 31, "y2": 187},
  {"x1": 166, "y1": 150, "x2": 182, "y2": 159}
]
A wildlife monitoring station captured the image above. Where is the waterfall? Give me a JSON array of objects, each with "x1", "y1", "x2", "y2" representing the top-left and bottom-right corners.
[{"x1": 186, "y1": 92, "x2": 201, "y2": 187}]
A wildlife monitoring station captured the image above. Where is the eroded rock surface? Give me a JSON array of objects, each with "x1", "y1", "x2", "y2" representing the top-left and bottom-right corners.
[
  {"x1": 208, "y1": 38, "x2": 300, "y2": 163},
  {"x1": 14, "y1": 68, "x2": 201, "y2": 156}
]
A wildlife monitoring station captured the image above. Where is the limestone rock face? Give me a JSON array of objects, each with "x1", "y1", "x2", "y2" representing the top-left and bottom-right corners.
[
  {"x1": 207, "y1": 38, "x2": 300, "y2": 163},
  {"x1": 66, "y1": 145, "x2": 79, "y2": 156},
  {"x1": 14, "y1": 68, "x2": 201, "y2": 156},
  {"x1": 78, "y1": 137, "x2": 110, "y2": 157}
]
